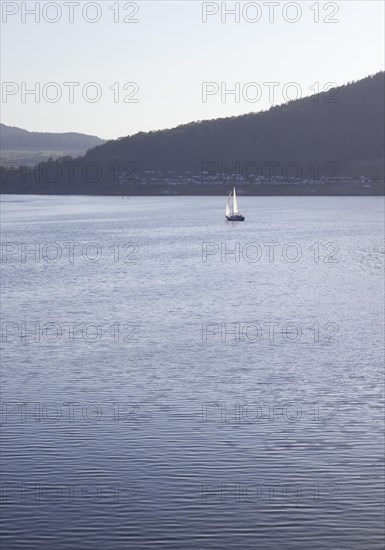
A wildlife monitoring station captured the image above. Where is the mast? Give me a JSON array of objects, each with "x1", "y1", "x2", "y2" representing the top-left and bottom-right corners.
[{"x1": 233, "y1": 186, "x2": 239, "y2": 215}]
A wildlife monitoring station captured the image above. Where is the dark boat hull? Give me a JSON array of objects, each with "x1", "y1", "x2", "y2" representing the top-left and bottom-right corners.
[{"x1": 226, "y1": 215, "x2": 245, "y2": 221}]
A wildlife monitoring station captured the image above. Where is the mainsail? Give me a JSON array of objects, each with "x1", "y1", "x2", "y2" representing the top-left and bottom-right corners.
[
  {"x1": 232, "y1": 186, "x2": 239, "y2": 214},
  {"x1": 225, "y1": 191, "x2": 232, "y2": 216}
]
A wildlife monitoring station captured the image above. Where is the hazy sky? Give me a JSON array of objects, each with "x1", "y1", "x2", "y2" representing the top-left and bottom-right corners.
[{"x1": 1, "y1": 0, "x2": 384, "y2": 139}]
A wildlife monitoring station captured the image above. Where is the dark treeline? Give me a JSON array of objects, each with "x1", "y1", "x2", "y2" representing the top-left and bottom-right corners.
[{"x1": 1, "y1": 72, "x2": 384, "y2": 195}]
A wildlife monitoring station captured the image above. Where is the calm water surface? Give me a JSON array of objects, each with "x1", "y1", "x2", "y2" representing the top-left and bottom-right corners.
[{"x1": 1, "y1": 195, "x2": 384, "y2": 549}]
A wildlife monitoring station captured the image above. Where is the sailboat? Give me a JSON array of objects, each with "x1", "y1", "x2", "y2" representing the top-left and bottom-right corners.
[{"x1": 225, "y1": 186, "x2": 245, "y2": 221}]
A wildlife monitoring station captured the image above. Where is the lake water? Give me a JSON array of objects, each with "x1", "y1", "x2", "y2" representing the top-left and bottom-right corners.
[{"x1": 1, "y1": 195, "x2": 384, "y2": 549}]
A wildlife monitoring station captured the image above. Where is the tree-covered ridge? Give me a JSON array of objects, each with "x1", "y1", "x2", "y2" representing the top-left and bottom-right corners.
[{"x1": 84, "y1": 72, "x2": 384, "y2": 175}]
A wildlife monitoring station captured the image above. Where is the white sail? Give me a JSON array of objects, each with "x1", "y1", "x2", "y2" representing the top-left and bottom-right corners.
[
  {"x1": 232, "y1": 186, "x2": 239, "y2": 214},
  {"x1": 225, "y1": 191, "x2": 232, "y2": 216}
]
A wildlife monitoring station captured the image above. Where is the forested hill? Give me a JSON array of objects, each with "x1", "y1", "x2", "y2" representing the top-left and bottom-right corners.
[
  {"x1": 84, "y1": 72, "x2": 384, "y2": 175},
  {"x1": 1, "y1": 72, "x2": 384, "y2": 195}
]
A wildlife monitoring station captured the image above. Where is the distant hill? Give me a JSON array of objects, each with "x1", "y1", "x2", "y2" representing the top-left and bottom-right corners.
[
  {"x1": 1, "y1": 72, "x2": 384, "y2": 195},
  {"x1": 0, "y1": 124, "x2": 105, "y2": 165}
]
